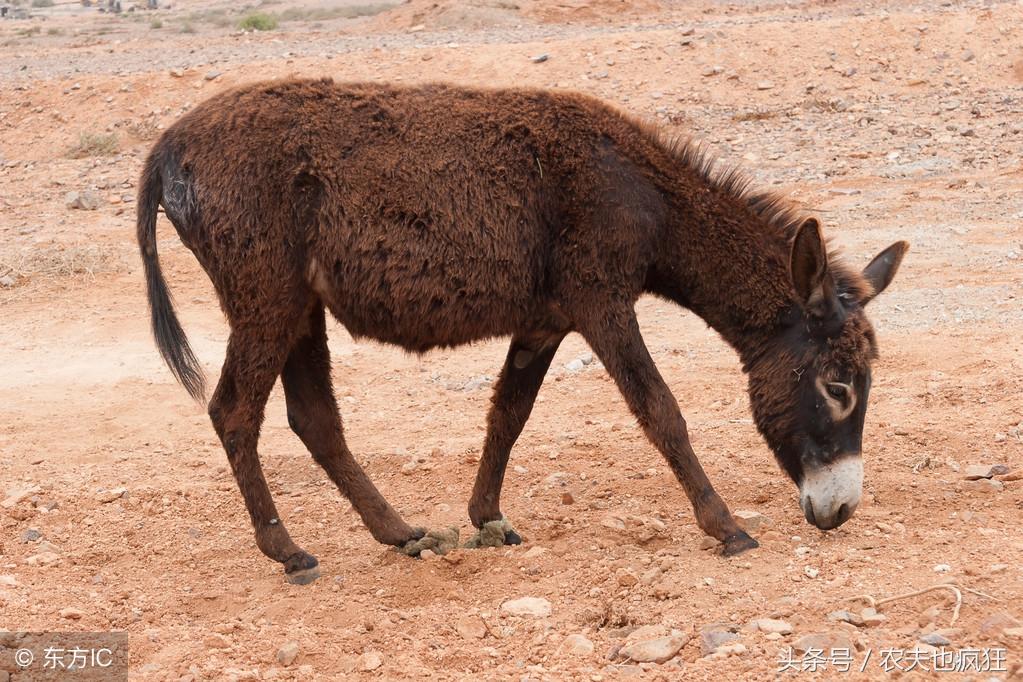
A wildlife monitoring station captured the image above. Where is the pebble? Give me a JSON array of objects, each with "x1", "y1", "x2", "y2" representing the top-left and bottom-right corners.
[
  {"x1": 65, "y1": 190, "x2": 101, "y2": 211},
  {"x1": 963, "y1": 478, "x2": 1003, "y2": 493},
  {"x1": 0, "y1": 275, "x2": 15, "y2": 288},
  {"x1": 277, "y1": 641, "x2": 300, "y2": 666},
  {"x1": 59, "y1": 607, "x2": 84, "y2": 620},
  {"x1": 979, "y1": 612, "x2": 1021, "y2": 635},
  {"x1": 860, "y1": 607, "x2": 886, "y2": 627},
  {"x1": 561, "y1": 491, "x2": 575, "y2": 505},
  {"x1": 357, "y1": 650, "x2": 383, "y2": 671},
  {"x1": 169, "y1": 68, "x2": 184, "y2": 77},
  {"x1": 618, "y1": 632, "x2": 689, "y2": 664},
  {"x1": 0, "y1": 575, "x2": 18, "y2": 587},
  {"x1": 701, "y1": 65, "x2": 724, "y2": 77},
  {"x1": 204, "y1": 633, "x2": 230, "y2": 649},
  {"x1": 964, "y1": 464, "x2": 1010, "y2": 480},
  {"x1": 501, "y1": 596, "x2": 552, "y2": 618},
  {"x1": 2, "y1": 484, "x2": 41, "y2": 508},
  {"x1": 919, "y1": 633, "x2": 951, "y2": 646},
  {"x1": 21, "y1": 528, "x2": 41, "y2": 542},
  {"x1": 933, "y1": 563, "x2": 952, "y2": 573},
  {"x1": 756, "y1": 81, "x2": 774, "y2": 90},
  {"x1": 531, "y1": 54, "x2": 549, "y2": 63},
  {"x1": 97, "y1": 487, "x2": 127, "y2": 503},
  {"x1": 204, "y1": 70, "x2": 222, "y2": 81},
  {"x1": 455, "y1": 615, "x2": 487, "y2": 639},
  {"x1": 734, "y1": 510, "x2": 771, "y2": 532},
  {"x1": 699, "y1": 626, "x2": 738, "y2": 656},
  {"x1": 828, "y1": 610, "x2": 865, "y2": 627},
  {"x1": 751, "y1": 618, "x2": 793, "y2": 635},
  {"x1": 560, "y1": 634, "x2": 594, "y2": 656}
]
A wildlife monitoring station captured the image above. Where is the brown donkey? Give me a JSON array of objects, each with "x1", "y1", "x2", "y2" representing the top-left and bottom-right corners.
[{"x1": 137, "y1": 79, "x2": 906, "y2": 584}]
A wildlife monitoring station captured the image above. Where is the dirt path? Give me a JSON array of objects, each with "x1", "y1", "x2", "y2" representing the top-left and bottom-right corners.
[{"x1": 1, "y1": 1, "x2": 1022, "y2": 679}]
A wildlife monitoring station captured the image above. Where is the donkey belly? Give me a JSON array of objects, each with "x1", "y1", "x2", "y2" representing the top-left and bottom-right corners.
[{"x1": 308, "y1": 231, "x2": 541, "y2": 352}]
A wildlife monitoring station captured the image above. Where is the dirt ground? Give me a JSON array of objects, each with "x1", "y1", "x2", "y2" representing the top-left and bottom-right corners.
[{"x1": 2, "y1": 0, "x2": 1023, "y2": 679}]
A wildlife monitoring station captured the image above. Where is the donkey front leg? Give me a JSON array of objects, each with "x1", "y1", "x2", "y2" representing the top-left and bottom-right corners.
[
  {"x1": 208, "y1": 324, "x2": 321, "y2": 584},
  {"x1": 467, "y1": 333, "x2": 564, "y2": 546},
  {"x1": 579, "y1": 310, "x2": 758, "y2": 556},
  {"x1": 282, "y1": 306, "x2": 424, "y2": 549}
]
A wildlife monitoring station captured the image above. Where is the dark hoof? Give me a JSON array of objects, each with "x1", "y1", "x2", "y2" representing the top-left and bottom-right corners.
[
  {"x1": 503, "y1": 529, "x2": 523, "y2": 546},
  {"x1": 720, "y1": 530, "x2": 759, "y2": 557},
  {"x1": 283, "y1": 551, "x2": 321, "y2": 585}
]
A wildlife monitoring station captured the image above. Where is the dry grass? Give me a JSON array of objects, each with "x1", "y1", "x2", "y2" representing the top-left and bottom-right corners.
[
  {"x1": 67, "y1": 131, "x2": 119, "y2": 159},
  {"x1": 731, "y1": 108, "x2": 778, "y2": 122},
  {"x1": 0, "y1": 244, "x2": 127, "y2": 291}
]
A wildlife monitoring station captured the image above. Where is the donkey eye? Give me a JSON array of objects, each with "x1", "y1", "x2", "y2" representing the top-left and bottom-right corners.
[{"x1": 826, "y1": 383, "x2": 848, "y2": 400}]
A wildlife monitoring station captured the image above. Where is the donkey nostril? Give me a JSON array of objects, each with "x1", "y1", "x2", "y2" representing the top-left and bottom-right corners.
[
  {"x1": 802, "y1": 499, "x2": 817, "y2": 527},
  {"x1": 837, "y1": 503, "x2": 851, "y2": 525}
]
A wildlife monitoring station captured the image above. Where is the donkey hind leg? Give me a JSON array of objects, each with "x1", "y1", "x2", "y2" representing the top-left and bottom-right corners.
[
  {"x1": 208, "y1": 318, "x2": 321, "y2": 585},
  {"x1": 466, "y1": 333, "x2": 564, "y2": 548},
  {"x1": 579, "y1": 310, "x2": 758, "y2": 556},
  {"x1": 281, "y1": 306, "x2": 439, "y2": 553}
]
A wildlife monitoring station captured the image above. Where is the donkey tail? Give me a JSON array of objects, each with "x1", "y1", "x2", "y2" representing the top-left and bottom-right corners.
[{"x1": 137, "y1": 153, "x2": 206, "y2": 401}]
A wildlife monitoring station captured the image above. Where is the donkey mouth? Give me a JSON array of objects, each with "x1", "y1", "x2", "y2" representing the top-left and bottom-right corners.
[{"x1": 798, "y1": 454, "x2": 863, "y2": 530}]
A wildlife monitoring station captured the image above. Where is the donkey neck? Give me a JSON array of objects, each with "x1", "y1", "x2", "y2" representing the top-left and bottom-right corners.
[{"x1": 650, "y1": 183, "x2": 796, "y2": 365}]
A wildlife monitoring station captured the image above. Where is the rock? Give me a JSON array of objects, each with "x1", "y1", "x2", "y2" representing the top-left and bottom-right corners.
[
  {"x1": 21, "y1": 528, "x2": 41, "y2": 543},
  {"x1": 560, "y1": 634, "x2": 594, "y2": 656},
  {"x1": 65, "y1": 190, "x2": 101, "y2": 211},
  {"x1": 919, "y1": 633, "x2": 951, "y2": 646},
  {"x1": 205, "y1": 633, "x2": 230, "y2": 649},
  {"x1": 0, "y1": 575, "x2": 18, "y2": 587},
  {"x1": 933, "y1": 563, "x2": 952, "y2": 573},
  {"x1": 701, "y1": 65, "x2": 724, "y2": 77},
  {"x1": 0, "y1": 275, "x2": 15, "y2": 288},
  {"x1": 619, "y1": 632, "x2": 689, "y2": 664},
  {"x1": 963, "y1": 478, "x2": 1003, "y2": 493},
  {"x1": 97, "y1": 487, "x2": 127, "y2": 503},
  {"x1": 2, "y1": 484, "x2": 41, "y2": 508},
  {"x1": 734, "y1": 510, "x2": 771, "y2": 533},
  {"x1": 860, "y1": 608, "x2": 886, "y2": 627},
  {"x1": 792, "y1": 632, "x2": 854, "y2": 655},
  {"x1": 561, "y1": 492, "x2": 575, "y2": 505},
  {"x1": 523, "y1": 546, "x2": 546, "y2": 559},
  {"x1": 979, "y1": 612, "x2": 1021, "y2": 636},
  {"x1": 756, "y1": 81, "x2": 774, "y2": 90},
  {"x1": 700, "y1": 627, "x2": 739, "y2": 656},
  {"x1": 204, "y1": 70, "x2": 221, "y2": 81},
  {"x1": 25, "y1": 551, "x2": 61, "y2": 566},
  {"x1": 531, "y1": 54, "x2": 549, "y2": 63},
  {"x1": 60, "y1": 607, "x2": 84, "y2": 620},
  {"x1": 455, "y1": 615, "x2": 487, "y2": 639},
  {"x1": 964, "y1": 464, "x2": 1010, "y2": 480},
  {"x1": 565, "y1": 359, "x2": 585, "y2": 371},
  {"x1": 276, "y1": 641, "x2": 300, "y2": 666},
  {"x1": 357, "y1": 650, "x2": 382, "y2": 671},
  {"x1": 961, "y1": 49, "x2": 975, "y2": 62},
  {"x1": 501, "y1": 596, "x2": 552, "y2": 618},
  {"x1": 828, "y1": 610, "x2": 865, "y2": 627},
  {"x1": 1004, "y1": 627, "x2": 1023, "y2": 638},
  {"x1": 752, "y1": 618, "x2": 793, "y2": 635},
  {"x1": 169, "y1": 68, "x2": 184, "y2": 77}
]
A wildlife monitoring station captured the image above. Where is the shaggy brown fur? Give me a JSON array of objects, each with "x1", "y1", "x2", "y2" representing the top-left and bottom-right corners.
[{"x1": 137, "y1": 78, "x2": 907, "y2": 581}]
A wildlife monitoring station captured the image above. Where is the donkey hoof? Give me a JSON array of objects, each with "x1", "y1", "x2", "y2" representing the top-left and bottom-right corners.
[
  {"x1": 283, "y1": 552, "x2": 321, "y2": 585},
  {"x1": 464, "y1": 518, "x2": 520, "y2": 549},
  {"x1": 399, "y1": 526, "x2": 460, "y2": 557},
  {"x1": 720, "y1": 530, "x2": 759, "y2": 557}
]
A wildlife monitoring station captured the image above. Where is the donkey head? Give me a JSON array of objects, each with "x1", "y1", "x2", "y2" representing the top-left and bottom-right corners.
[{"x1": 748, "y1": 218, "x2": 907, "y2": 531}]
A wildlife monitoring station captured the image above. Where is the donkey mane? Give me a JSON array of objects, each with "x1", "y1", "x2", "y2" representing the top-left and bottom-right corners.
[{"x1": 653, "y1": 131, "x2": 874, "y2": 303}]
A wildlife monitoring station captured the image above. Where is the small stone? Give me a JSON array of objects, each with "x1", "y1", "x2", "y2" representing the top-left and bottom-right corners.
[
  {"x1": 560, "y1": 634, "x2": 594, "y2": 656},
  {"x1": 961, "y1": 49, "x2": 975, "y2": 62},
  {"x1": 933, "y1": 563, "x2": 952, "y2": 573},
  {"x1": 204, "y1": 70, "x2": 222, "y2": 81},
  {"x1": 700, "y1": 627, "x2": 739, "y2": 656},
  {"x1": 523, "y1": 546, "x2": 547, "y2": 559},
  {"x1": 756, "y1": 81, "x2": 774, "y2": 90},
  {"x1": 964, "y1": 464, "x2": 1010, "y2": 480},
  {"x1": 979, "y1": 612, "x2": 1021, "y2": 636},
  {"x1": 21, "y1": 528, "x2": 41, "y2": 543},
  {"x1": 565, "y1": 359, "x2": 585, "y2": 371},
  {"x1": 0, "y1": 275, "x2": 15, "y2": 288},
  {"x1": 455, "y1": 615, "x2": 487, "y2": 639},
  {"x1": 60, "y1": 607, "x2": 84, "y2": 620},
  {"x1": 752, "y1": 618, "x2": 793, "y2": 635},
  {"x1": 734, "y1": 510, "x2": 771, "y2": 533},
  {"x1": 561, "y1": 492, "x2": 575, "y2": 505},
  {"x1": 1004, "y1": 627, "x2": 1023, "y2": 638},
  {"x1": 701, "y1": 65, "x2": 724, "y2": 77},
  {"x1": 3, "y1": 484, "x2": 41, "y2": 508},
  {"x1": 357, "y1": 650, "x2": 383, "y2": 671},
  {"x1": 0, "y1": 575, "x2": 18, "y2": 587},
  {"x1": 169, "y1": 68, "x2": 184, "y2": 77},
  {"x1": 963, "y1": 478, "x2": 1003, "y2": 493},
  {"x1": 276, "y1": 641, "x2": 300, "y2": 666},
  {"x1": 419, "y1": 549, "x2": 436, "y2": 560},
  {"x1": 501, "y1": 596, "x2": 552, "y2": 618},
  {"x1": 97, "y1": 487, "x2": 127, "y2": 503},
  {"x1": 698, "y1": 537, "x2": 719, "y2": 551},
  {"x1": 531, "y1": 54, "x2": 549, "y2": 63},
  {"x1": 860, "y1": 608, "x2": 886, "y2": 627},
  {"x1": 618, "y1": 633, "x2": 689, "y2": 664},
  {"x1": 65, "y1": 190, "x2": 101, "y2": 211},
  {"x1": 205, "y1": 633, "x2": 230, "y2": 649},
  {"x1": 828, "y1": 610, "x2": 865, "y2": 627},
  {"x1": 919, "y1": 633, "x2": 951, "y2": 646},
  {"x1": 617, "y1": 571, "x2": 638, "y2": 587},
  {"x1": 400, "y1": 461, "x2": 417, "y2": 475},
  {"x1": 792, "y1": 632, "x2": 854, "y2": 655}
]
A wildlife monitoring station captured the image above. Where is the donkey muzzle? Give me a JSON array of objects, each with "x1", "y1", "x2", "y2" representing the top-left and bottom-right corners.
[{"x1": 798, "y1": 454, "x2": 863, "y2": 530}]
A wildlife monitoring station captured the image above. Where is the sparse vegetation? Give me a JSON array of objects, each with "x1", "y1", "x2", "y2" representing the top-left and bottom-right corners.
[
  {"x1": 149, "y1": 18, "x2": 162, "y2": 29},
  {"x1": 18, "y1": 25, "x2": 42, "y2": 36},
  {"x1": 731, "y1": 108, "x2": 778, "y2": 122},
  {"x1": 67, "y1": 131, "x2": 119, "y2": 159},
  {"x1": 30, "y1": 0, "x2": 54, "y2": 7},
  {"x1": 277, "y1": 4, "x2": 392, "y2": 22},
  {"x1": 47, "y1": 26, "x2": 62, "y2": 35},
  {"x1": 237, "y1": 12, "x2": 277, "y2": 31},
  {"x1": 179, "y1": 22, "x2": 195, "y2": 34}
]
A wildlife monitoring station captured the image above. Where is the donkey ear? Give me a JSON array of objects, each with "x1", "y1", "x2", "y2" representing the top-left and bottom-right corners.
[
  {"x1": 790, "y1": 217, "x2": 829, "y2": 312},
  {"x1": 861, "y1": 241, "x2": 909, "y2": 304}
]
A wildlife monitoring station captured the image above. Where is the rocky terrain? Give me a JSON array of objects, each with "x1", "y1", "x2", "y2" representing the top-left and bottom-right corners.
[{"x1": 1, "y1": 0, "x2": 1022, "y2": 679}]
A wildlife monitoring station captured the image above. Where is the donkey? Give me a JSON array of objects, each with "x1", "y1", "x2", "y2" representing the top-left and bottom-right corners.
[{"x1": 137, "y1": 79, "x2": 906, "y2": 584}]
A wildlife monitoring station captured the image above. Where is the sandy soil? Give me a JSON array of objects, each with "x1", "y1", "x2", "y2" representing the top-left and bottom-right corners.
[{"x1": 1, "y1": 0, "x2": 1022, "y2": 679}]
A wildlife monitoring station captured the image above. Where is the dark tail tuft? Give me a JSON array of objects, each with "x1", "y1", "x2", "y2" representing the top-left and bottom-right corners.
[{"x1": 137, "y1": 153, "x2": 206, "y2": 401}]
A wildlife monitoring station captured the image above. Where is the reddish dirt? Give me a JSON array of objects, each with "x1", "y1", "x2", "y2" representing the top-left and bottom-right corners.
[{"x1": 1, "y1": 0, "x2": 1022, "y2": 680}]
